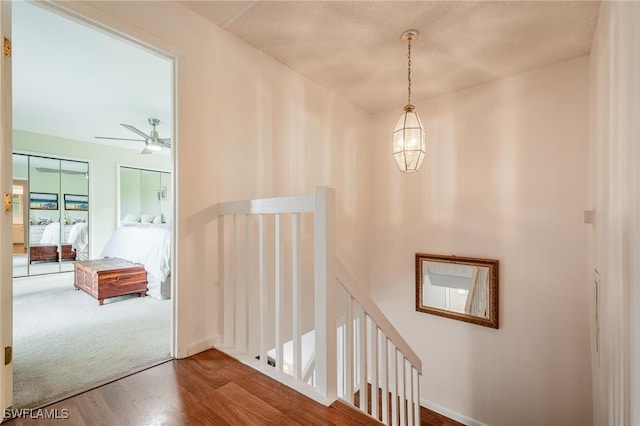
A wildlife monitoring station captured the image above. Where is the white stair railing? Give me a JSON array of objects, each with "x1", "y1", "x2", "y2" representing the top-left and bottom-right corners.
[
  {"x1": 336, "y1": 260, "x2": 422, "y2": 425},
  {"x1": 211, "y1": 187, "x2": 422, "y2": 424}
]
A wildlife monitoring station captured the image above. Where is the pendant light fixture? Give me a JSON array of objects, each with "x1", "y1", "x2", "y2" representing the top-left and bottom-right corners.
[{"x1": 393, "y1": 29, "x2": 426, "y2": 173}]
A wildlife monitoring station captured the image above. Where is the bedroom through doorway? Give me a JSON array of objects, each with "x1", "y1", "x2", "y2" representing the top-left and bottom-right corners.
[{"x1": 11, "y1": 2, "x2": 176, "y2": 409}]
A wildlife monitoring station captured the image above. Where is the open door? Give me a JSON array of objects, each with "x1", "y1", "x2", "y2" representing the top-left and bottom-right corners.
[{"x1": 0, "y1": 0, "x2": 12, "y2": 412}]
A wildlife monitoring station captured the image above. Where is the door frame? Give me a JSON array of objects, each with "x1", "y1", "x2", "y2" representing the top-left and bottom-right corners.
[
  {"x1": 34, "y1": 0, "x2": 180, "y2": 356},
  {"x1": 0, "y1": 0, "x2": 12, "y2": 412},
  {"x1": 1, "y1": 0, "x2": 181, "y2": 410}
]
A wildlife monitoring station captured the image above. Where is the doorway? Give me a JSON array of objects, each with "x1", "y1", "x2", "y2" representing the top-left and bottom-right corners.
[{"x1": 10, "y1": 1, "x2": 176, "y2": 409}]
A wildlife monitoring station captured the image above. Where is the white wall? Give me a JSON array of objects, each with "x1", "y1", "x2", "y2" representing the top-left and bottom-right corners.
[
  {"x1": 370, "y1": 57, "x2": 591, "y2": 425},
  {"x1": 55, "y1": 1, "x2": 372, "y2": 359},
  {"x1": 589, "y1": 2, "x2": 640, "y2": 425},
  {"x1": 13, "y1": 129, "x2": 170, "y2": 257}
]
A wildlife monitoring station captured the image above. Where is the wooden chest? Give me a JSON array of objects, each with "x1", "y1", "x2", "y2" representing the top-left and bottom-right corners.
[
  {"x1": 30, "y1": 244, "x2": 75, "y2": 263},
  {"x1": 74, "y1": 258, "x2": 147, "y2": 305}
]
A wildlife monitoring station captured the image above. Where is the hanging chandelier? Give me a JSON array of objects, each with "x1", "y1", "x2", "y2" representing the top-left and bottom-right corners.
[{"x1": 392, "y1": 29, "x2": 426, "y2": 173}]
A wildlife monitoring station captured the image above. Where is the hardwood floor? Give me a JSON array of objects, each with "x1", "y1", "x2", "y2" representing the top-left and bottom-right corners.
[{"x1": 4, "y1": 349, "x2": 461, "y2": 425}]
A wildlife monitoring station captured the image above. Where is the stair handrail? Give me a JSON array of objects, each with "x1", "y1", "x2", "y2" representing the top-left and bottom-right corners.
[{"x1": 335, "y1": 259, "x2": 422, "y2": 374}]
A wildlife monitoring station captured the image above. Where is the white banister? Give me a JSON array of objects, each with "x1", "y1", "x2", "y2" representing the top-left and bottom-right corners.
[
  {"x1": 211, "y1": 186, "x2": 422, "y2": 424},
  {"x1": 217, "y1": 194, "x2": 314, "y2": 216},
  {"x1": 313, "y1": 186, "x2": 337, "y2": 400},
  {"x1": 336, "y1": 259, "x2": 422, "y2": 373}
]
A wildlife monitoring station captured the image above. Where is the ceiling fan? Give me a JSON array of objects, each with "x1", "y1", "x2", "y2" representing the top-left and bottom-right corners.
[{"x1": 95, "y1": 118, "x2": 171, "y2": 154}]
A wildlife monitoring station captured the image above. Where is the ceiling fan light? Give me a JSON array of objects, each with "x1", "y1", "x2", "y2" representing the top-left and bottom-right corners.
[{"x1": 146, "y1": 141, "x2": 163, "y2": 151}]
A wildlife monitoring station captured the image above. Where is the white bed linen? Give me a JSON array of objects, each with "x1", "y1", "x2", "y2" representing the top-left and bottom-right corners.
[
  {"x1": 100, "y1": 223, "x2": 171, "y2": 299},
  {"x1": 67, "y1": 222, "x2": 88, "y2": 259},
  {"x1": 40, "y1": 222, "x2": 60, "y2": 247}
]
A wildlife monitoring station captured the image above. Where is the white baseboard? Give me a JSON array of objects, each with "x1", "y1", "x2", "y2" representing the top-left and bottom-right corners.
[
  {"x1": 186, "y1": 335, "x2": 217, "y2": 357},
  {"x1": 421, "y1": 398, "x2": 489, "y2": 426}
]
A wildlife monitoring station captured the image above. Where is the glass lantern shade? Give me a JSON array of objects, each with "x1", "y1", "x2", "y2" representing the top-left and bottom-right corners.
[{"x1": 392, "y1": 106, "x2": 426, "y2": 172}]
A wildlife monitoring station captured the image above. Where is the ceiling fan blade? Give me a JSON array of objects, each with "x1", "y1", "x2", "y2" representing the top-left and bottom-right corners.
[
  {"x1": 34, "y1": 167, "x2": 86, "y2": 175},
  {"x1": 95, "y1": 136, "x2": 145, "y2": 142},
  {"x1": 158, "y1": 138, "x2": 171, "y2": 147},
  {"x1": 121, "y1": 123, "x2": 150, "y2": 140}
]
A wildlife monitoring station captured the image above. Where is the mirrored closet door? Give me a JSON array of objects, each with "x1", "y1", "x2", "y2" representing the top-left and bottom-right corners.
[{"x1": 12, "y1": 154, "x2": 89, "y2": 277}]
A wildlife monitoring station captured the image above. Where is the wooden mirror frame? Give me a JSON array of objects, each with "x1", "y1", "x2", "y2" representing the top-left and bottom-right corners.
[{"x1": 415, "y1": 253, "x2": 499, "y2": 329}]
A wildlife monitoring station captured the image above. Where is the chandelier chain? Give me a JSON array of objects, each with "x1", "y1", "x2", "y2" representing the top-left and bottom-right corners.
[{"x1": 407, "y1": 39, "x2": 412, "y2": 105}]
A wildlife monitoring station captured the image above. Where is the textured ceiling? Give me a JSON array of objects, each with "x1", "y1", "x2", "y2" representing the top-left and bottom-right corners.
[
  {"x1": 13, "y1": 1, "x2": 601, "y2": 147},
  {"x1": 182, "y1": 0, "x2": 600, "y2": 114}
]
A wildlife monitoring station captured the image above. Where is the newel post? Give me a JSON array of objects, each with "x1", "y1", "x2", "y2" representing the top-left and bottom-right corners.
[{"x1": 313, "y1": 186, "x2": 337, "y2": 402}]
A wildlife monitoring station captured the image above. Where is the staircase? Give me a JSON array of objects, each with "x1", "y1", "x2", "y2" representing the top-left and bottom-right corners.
[{"x1": 211, "y1": 187, "x2": 422, "y2": 425}]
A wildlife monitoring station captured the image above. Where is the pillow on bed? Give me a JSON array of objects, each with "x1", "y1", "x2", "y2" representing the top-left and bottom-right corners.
[
  {"x1": 140, "y1": 214, "x2": 155, "y2": 223},
  {"x1": 122, "y1": 213, "x2": 140, "y2": 223},
  {"x1": 152, "y1": 214, "x2": 163, "y2": 224}
]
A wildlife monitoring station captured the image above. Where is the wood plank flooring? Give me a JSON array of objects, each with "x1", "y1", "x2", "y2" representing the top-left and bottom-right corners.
[{"x1": 4, "y1": 348, "x2": 460, "y2": 425}]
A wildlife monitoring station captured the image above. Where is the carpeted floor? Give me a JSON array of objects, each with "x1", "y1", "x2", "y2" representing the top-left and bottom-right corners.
[{"x1": 12, "y1": 272, "x2": 172, "y2": 409}]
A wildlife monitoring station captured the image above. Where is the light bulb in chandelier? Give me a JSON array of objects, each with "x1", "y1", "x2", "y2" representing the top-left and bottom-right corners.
[{"x1": 392, "y1": 29, "x2": 426, "y2": 173}]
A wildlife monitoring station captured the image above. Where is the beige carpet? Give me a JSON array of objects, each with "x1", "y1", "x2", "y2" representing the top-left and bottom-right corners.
[{"x1": 12, "y1": 272, "x2": 171, "y2": 409}]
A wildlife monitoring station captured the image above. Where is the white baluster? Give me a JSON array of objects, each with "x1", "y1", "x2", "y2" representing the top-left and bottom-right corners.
[
  {"x1": 245, "y1": 215, "x2": 251, "y2": 354},
  {"x1": 358, "y1": 309, "x2": 368, "y2": 412},
  {"x1": 221, "y1": 216, "x2": 235, "y2": 348},
  {"x1": 217, "y1": 215, "x2": 224, "y2": 344},
  {"x1": 275, "y1": 213, "x2": 282, "y2": 371},
  {"x1": 258, "y1": 215, "x2": 267, "y2": 366},
  {"x1": 292, "y1": 213, "x2": 301, "y2": 379},
  {"x1": 413, "y1": 367, "x2": 420, "y2": 425},
  {"x1": 381, "y1": 333, "x2": 389, "y2": 424},
  {"x1": 233, "y1": 214, "x2": 243, "y2": 351},
  {"x1": 407, "y1": 360, "x2": 413, "y2": 425},
  {"x1": 345, "y1": 295, "x2": 354, "y2": 403},
  {"x1": 390, "y1": 343, "x2": 398, "y2": 426},
  {"x1": 398, "y1": 354, "x2": 405, "y2": 426},
  {"x1": 370, "y1": 321, "x2": 379, "y2": 420}
]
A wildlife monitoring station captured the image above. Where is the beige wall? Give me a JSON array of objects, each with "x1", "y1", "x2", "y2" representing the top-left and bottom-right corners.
[
  {"x1": 589, "y1": 2, "x2": 640, "y2": 424},
  {"x1": 42, "y1": 2, "x2": 601, "y2": 423},
  {"x1": 370, "y1": 57, "x2": 591, "y2": 425},
  {"x1": 57, "y1": 1, "x2": 372, "y2": 358}
]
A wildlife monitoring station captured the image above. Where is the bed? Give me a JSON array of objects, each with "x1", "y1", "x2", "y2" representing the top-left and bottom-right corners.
[{"x1": 100, "y1": 222, "x2": 171, "y2": 299}]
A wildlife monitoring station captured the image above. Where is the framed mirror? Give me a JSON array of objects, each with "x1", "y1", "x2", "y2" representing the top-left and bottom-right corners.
[{"x1": 416, "y1": 253, "x2": 499, "y2": 329}]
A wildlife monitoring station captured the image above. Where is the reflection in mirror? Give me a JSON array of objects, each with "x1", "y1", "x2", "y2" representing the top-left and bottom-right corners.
[
  {"x1": 416, "y1": 254, "x2": 499, "y2": 329},
  {"x1": 12, "y1": 154, "x2": 90, "y2": 277},
  {"x1": 29, "y1": 156, "x2": 62, "y2": 276},
  {"x1": 12, "y1": 154, "x2": 29, "y2": 277},
  {"x1": 60, "y1": 160, "x2": 89, "y2": 271},
  {"x1": 119, "y1": 166, "x2": 171, "y2": 225}
]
